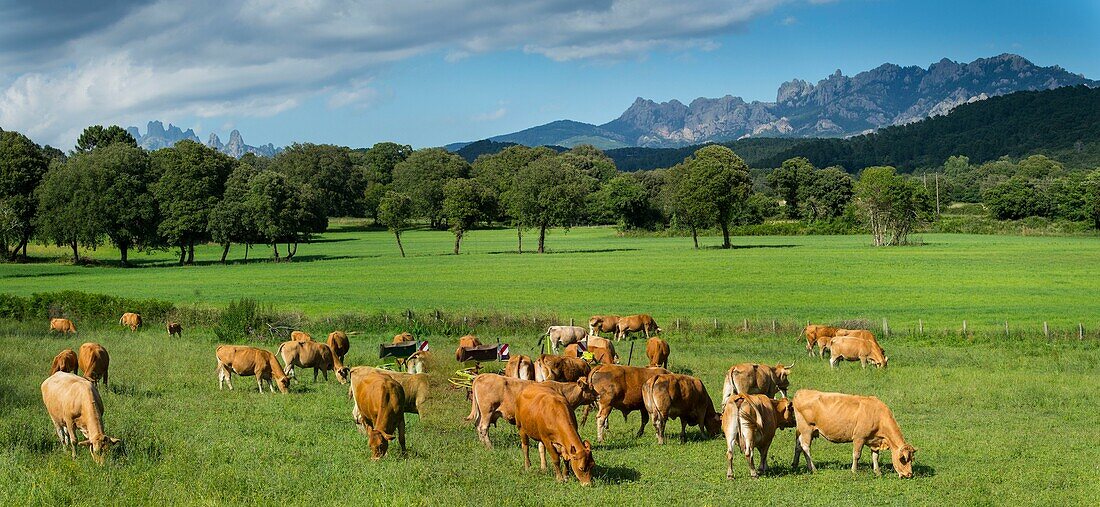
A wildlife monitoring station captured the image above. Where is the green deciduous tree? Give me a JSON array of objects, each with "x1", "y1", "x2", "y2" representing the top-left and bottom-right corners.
[
  {"x1": 559, "y1": 144, "x2": 618, "y2": 182},
  {"x1": 472, "y1": 145, "x2": 557, "y2": 245},
  {"x1": 75, "y1": 125, "x2": 137, "y2": 154},
  {"x1": 75, "y1": 144, "x2": 160, "y2": 266},
  {"x1": 982, "y1": 176, "x2": 1049, "y2": 220},
  {"x1": 442, "y1": 178, "x2": 486, "y2": 254},
  {"x1": 0, "y1": 130, "x2": 50, "y2": 259},
  {"x1": 379, "y1": 191, "x2": 413, "y2": 257},
  {"x1": 392, "y1": 148, "x2": 469, "y2": 228},
  {"x1": 244, "y1": 170, "x2": 326, "y2": 261},
  {"x1": 152, "y1": 140, "x2": 236, "y2": 264},
  {"x1": 273, "y1": 143, "x2": 364, "y2": 218},
  {"x1": 680, "y1": 145, "x2": 752, "y2": 248},
  {"x1": 665, "y1": 162, "x2": 716, "y2": 249},
  {"x1": 855, "y1": 166, "x2": 933, "y2": 246},
  {"x1": 34, "y1": 160, "x2": 101, "y2": 263},
  {"x1": 801, "y1": 166, "x2": 855, "y2": 221},
  {"x1": 590, "y1": 175, "x2": 654, "y2": 229},
  {"x1": 210, "y1": 163, "x2": 263, "y2": 262},
  {"x1": 505, "y1": 155, "x2": 594, "y2": 253},
  {"x1": 767, "y1": 157, "x2": 815, "y2": 219}
]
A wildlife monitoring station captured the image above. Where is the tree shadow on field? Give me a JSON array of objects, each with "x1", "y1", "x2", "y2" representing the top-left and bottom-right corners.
[
  {"x1": 308, "y1": 237, "x2": 356, "y2": 244},
  {"x1": 703, "y1": 244, "x2": 799, "y2": 250},
  {"x1": 486, "y1": 248, "x2": 640, "y2": 255},
  {"x1": 1, "y1": 271, "x2": 75, "y2": 280},
  {"x1": 596, "y1": 465, "x2": 641, "y2": 483}
]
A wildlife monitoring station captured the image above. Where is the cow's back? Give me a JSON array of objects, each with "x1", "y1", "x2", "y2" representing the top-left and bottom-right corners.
[
  {"x1": 77, "y1": 343, "x2": 109, "y2": 381},
  {"x1": 793, "y1": 390, "x2": 887, "y2": 443},
  {"x1": 41, "y1": 372, "x2": 100, "y2": 422},
  {"x1": 591, "y1": 365, "x2": 669, "y2": 409}
]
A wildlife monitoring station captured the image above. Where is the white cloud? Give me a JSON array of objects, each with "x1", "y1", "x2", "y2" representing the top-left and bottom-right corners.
[
  {"x1": 472, "y1": 107, "x2": 508, "y2": 122},
  {"x1": 782, "y1": 16, "x2": 798, "y2": 26}
]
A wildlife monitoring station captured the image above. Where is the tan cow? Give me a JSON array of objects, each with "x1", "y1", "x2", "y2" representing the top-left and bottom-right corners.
[
  {"x1": 465, "y1": 375, "x2": 597, "y2": 449},
  {"x1": 792, "y1": 389, "x2": 916, "y2": 478},
  {"x1": 562, "y1": 343, "x2": 583, "y2": 358},
  {"x1": 455, "y1": 335, "x2": 482, "y2": 361},
  {"x1": 587, "y1": 315, "x2": 620, "y2": 338},
  {"x1": 615, "y1": 314, "x2": 661, "y2": 341},
  {"x1": 642, "y1": 373, "x2": 721, "y2": 444},
  {"x1": 327, "y1": 331, "x2": 350, "y2": 362},
  {"x1": 588, "y1": 345, "x2": 616, "y2": 365},
  {"x1": 646, "y1": 337, "x2": 670, "y2": 368},
  {"x1": 77, "y1": 343, "x2": 109, "y2": 386},
  {"x1": 828, "y1": 335, "x2": 887, "y2": 368},
  {"x1": 290, "y1": 330, "x2": 312, "y2": 342},
  {"x1": 545, "y1": 325, "x2": 589, "y2": 353},
  {"x1": 351, "y1": 372, "x2": 407, "y2": 459},
  {"x1": 585, "y1": 336, "x2": 617, "y2": 359},
  {"x1": 119, "y1": 312, "x2": 142, "y2": 332},
  {"x1": 50, "y1": 349, "x2": 78, "y2": 375},
  {"x1": 166, "y1": 321, "x2": 183, "y2": 338},
  {"x1": 802, "y1": 324, "x2": 838, "y2": 357},
  {"x1": 720, "y1": 363, "x2": 793, "y2": 407},
  {"x1": 515, "y1": 385, "x2": 595, "y2": 485},
  {"x1": 348, "y1": 366, "x2": 428, "y2": 415},
  {"x1": 724, "y1": 394, "x2": 796, "y2": 479},
  {"x1": 49, "y1": 318, "x2": 76, "y2": 334},
  {"x1": 41, "y1": 372, "x2": 121, "y2": 464},
  {"x1": 215, "y1": 345, "x2": 290, "y2": 393},
  {"x1": 584, "y1": 364, "x2": 670, "y2": 443},
  {"x1": 505, "y1": 355, "x2": 536, "y2": 380},
  {"x1": 534, "y1": 354, "x2": 591, "y2": 382},
  {"x1": 392, "y1": 331, "x2": 414, "y2": 344},
  {"x1": 278, "y1": 340, "x2": 349, "y2": 383}
]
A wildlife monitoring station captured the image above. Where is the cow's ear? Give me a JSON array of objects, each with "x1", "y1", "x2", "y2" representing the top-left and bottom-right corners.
[
  {"x1": 107, "y1": 436, "x2": 121, "y2": 445},
  {"x1": 380, "y1": 431, "x2": 395, "y2": 441},
  {"x1": 569, "y1": 443, "x2": 578, "y2": 456},
  {"x1": 583, "y1": 440, "x2": 592, "y2": 452}
]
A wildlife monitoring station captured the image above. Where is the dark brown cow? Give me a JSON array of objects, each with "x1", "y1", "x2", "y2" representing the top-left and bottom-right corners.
[
  {"x1": 720, "y1": 363, "x2": 793, "y2": 407},
  {"x1": 646, "y1": 337, "x2": 670, "y2": 368},
  {"x1": 215, "y1": 345, "x2": 290, "y2": 393},
  {"x1": 50, "y1": 349, "x2": 78, "y2": 375},
  {"x1": 455, "y1": 335, "x2": 482, "y2": 362},
  {"x1": 166, "y1": 321, "x2": 183, "y2": 338},
  {"x1": 49, "y1": 318, "x2": 76, "y2": 334},
  {"x1": 505, "y1": 355, "x2": 536, "y2": 380},
  {"x1": 587, "y1": 315, "x2": 620, "y2": 338},
  {"x1": 41, "y1": 372, "x2": 121, "y2": 464},
  {"x1": 584, "y1": 364, "x2": 670, "y2": 443},
  {"x1": 465, "y1": 375, "x2": 597, "y2": 449},
  {"x1": 515, "y1": 385, "x2": 595, "y2": 485},
  {"x1": 351, "y1": 372, "x2": 407, "y2": 459},
  {"x1": 77, "y1": 343, "x2": 109, "y2": 386},
  {"x1": 792, "y1": 389, "x2": 916, "y2": 478},
  {"x1": 801, "y1": 324, "x2": 838, "y2": 357},
  {"x1": 615, "y1": 314, "x2": 661, "y2": 341},
  {"x1": 326, "y1": 331, "x2": 350, "y2": 362},
  {"x1": 641, "y1": 373, "x2": 721, "y2": 444},
  {"x1": 119, "y1": 313, "x2": 142, "y2": 332},
  {"x1": 724, "y1": 394, "x2": 796, "y2": 478},
  {"x1": 534, "y1": 354, "x2": 591, "y2": 382}
]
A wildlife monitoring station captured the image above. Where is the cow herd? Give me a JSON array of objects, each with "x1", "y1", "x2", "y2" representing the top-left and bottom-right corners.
[{"x1": 36, "y1": 312, "x2": 916, "y2": 484}]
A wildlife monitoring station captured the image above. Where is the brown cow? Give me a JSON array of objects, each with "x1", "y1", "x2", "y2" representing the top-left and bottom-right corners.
[
  {"x1": 584, "y1": 364, "x2": 670, "y2": 443},
  {"x1": 392, "y1": 331, "x2": 414, "y2": 344},
  {"x1": 515, "y1": 385, "x2": 595, "y2": 485},
  {"x1": 615, "y1": 314, "x2": 661, "y2": 341},
  {"x1": 534, "y1": 354, "x2": 590, "y2": 382},
  {"x1": 119, "y1": 312, "x2": 142, "y2": 332},
  {"x1": 348, "y1": 366, "x2": 429, "y2": 415},
  {"x1": 505, "y1": 355, "x2": 536, "y2": 380},
  {"x1": 792, "y1": 389, "x2": 916, "y2": 478},
  {"x1": 351, "y1": 372, "x2": 406, "y2": 459},
  {"x1": 646, "y1": 337, "x2": 670, "y2": 368},
  {"x1": 41, "y1": 372, "x2": 121, "y2": 464},
  {"x1": 77, "y1": 343, "x2": 109, "y2": 386},
  {"x1": 166, "y1": 321, "x2": 183, "y2": 338},
  {"x1": 290, "y1": 330, "x2": 312, "y2": 342},
  {"x1": 545, "y1": 325, "x2": 589, "y2": 353},
  {"x1": 215, "y1": 345, "x2": 290, "y2": 393},
  {"x1": 588, "y1": 345, "x2": 616, "y2": 365},
  {"x1": 720, "y1": 363, "x2": 793, "y2": 407},
  {"x1": 587, "y1": 315, "x2": 620, "y2": 338},
  {"x1": 455, "y1": 335, "x2": 482, "y2": 362},
  {"x1": 49, "y1": 318, "x2": 76, "y2": 334},
  {"x1": 802, "y1": 324, "x2": 838, "y2": 357},
  {"x1": 586, "y1": 336, "x2": 617, "y2": 359},
  {"x1": 50, "y1": 349, "x2": 78, "y2": 375},
  {"x1": 405, "y1": 351, "x2": 428, "y2": 374},
  {"x1": 642, "y1": 373, "x2": 721, "y2": 444},
  {"x1": 465, "y1": 375, "x2": 597, "y2": 449},
  {"x1": 828, "y1": 335, "x2": 887, "y2": 369},
  {"x1": 327, "y1": 331, "x2": 350, "y2": 362},
  {"x1": 724, "y1": 394, "x2": 796, "y2": 478},
  {"x1": 278, "y1": 340, "x2": 349, "y2": 383},
  {"x1": 563, "y1": 343, "x2": 583, "y2": 358}
]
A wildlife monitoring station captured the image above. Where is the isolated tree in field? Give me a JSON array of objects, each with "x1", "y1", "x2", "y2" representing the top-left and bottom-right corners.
[
  {"x1": 442, "y1": 178, "x2": 485, "y2": 254},
  {"x1": 152, "y1": 140, "x2": 236, "y2": 264},
  {"x1": 72, "y1": 144, "x2": 160, "y2": 266},
  {"x1": 855, "y1": 166, "x2": 933, "y2": 246},
  {"x1": 244, "y1": 170, "x2": 324, "y2": 261},
  {"x1": 391, "y1": 148, "x2": 469, "y2": 228},
  {"x1": 379, "y1": 191, "x2": 413, "y2": 257},
  {"x1": 273, "y1": 143, "x2": 365, "y2": 217},
  {"x1": 472, "y1": 145, "x2": 556, "y2": 245},
  {"x1": 34, "y1": 160, "x2": 101, "y2": 263},
  {"x1": 768, "y1": 157, "x2": 815, "y2": 219},
  {"x1": 665, "y1": 162, "x2": 716, "y2": 249},
  {"x1": 506, "y1": 155, "x2": 594, "y2": 253},
  {"x1": 0, "y1": 130, "x2": 49, "y2": 259},
  {"x1": 74, "y1": 125, "x2": 137, "y2": 154},
  {"x1": 680, "y1": 145, "x2": 752, "y2": 248},
  {"x1": 210, "y1": 164, "x2": 262, "y2": 262}
]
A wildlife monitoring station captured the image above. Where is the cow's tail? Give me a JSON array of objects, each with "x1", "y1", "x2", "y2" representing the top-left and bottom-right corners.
[
  {"x1": 720, "y1": 368, "x2": 735, "y2": 409},
  {"x1": 464, "y1": 386, "x2": 480, "y2": 423},
  {"x1": 544, "y1": 326, "x2": 553, "y2": 337},
  {"x1": 642, "y1": 377, "x2": 663, "y2": 424}
]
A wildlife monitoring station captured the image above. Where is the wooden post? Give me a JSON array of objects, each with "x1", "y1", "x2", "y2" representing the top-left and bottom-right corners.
[
  {"x1": 676, "y1": 318, "x2": 680, "y2": 331},
  {"x1": 1043, "y1": 322, "x2": 1049, "y2": 339},
  {"x1": 882, "y1": 318, "x2": 889, "y2": 337},
  {"x1": 918, "y1": 319, "x2": 923, "y2": 334},
  {"x1": 570, "y1": 318, "x2": 574, "y2": 327},
  {"x1": 935, "y1": 173, "x2": 941, "y2": 217},
  {"x1": 772, "y1": 320, "x2": 777, "y2": 334},
  {"x1": 743, "y1": 318, "x2": 749, "y2": 331},
  {"x1": 463, "y1": 316, "x2": 468, "y2": 325},
  {"x1": 1005, "y1": 321, "x2": 1009, "y2": 337},
  {"x1": 962, "y1": 320, "x2": 967, "y2": 334},
  {"x1": 714, "y1": 318, "x2": 718, "y2": 330},
  {"x1": 627, "y1": 341, "x2": 635, "y2": 365},
  {"x1": 1079, "y1": 323, "x2": 1084, "y2": 340}
]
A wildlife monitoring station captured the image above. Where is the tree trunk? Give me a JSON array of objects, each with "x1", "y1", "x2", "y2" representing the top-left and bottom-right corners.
[
  {"x1": 394, "y1": 231, "x2": 406, "y2": 258},
  {"x1": 720, "y1": 221, "x2": 731, "y2": 249},
  {"x1": 70, "y1": 241, "x2": 79, "y2": 264},
  {"x1": 453, "y1": 230, "x2": 463, "y2": 255},
  {"x1": 516, "y1": 227, "x2": 523, "y2": 254},
  {"x1": 186, "y1": 242, "x2": 195, "y2": 264},
  {"x1": 273, "y1": 243, "x2": 280, "y2": 261},
  {"x1": 178, "y1": 244, "x2": 186, "y2": 265},
  {"x1": 20, "y1": 235, "x2": 29, "y2": 260},
  {"x1": 691, "y1": 225, "x2": 699, "y2": 249},
  {"x1": 287, "y1": 242, "x2": 297, "y2": 260},
  {"x1": 537, "y1": 224, "x2": 546, "y2": 254},
  {"x1": 119, "y1": 243, "x2": 129, "y2": 267},
  {"x1": 220, "y1": 243, "x2": 231, "y2": 263}
]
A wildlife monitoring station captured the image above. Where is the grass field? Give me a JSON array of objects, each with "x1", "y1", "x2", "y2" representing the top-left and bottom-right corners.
[
  {"x1": 2, "y1": 221, "x2": 1100, "y2": 331},
  {"x1": 1, "y1": 322, "x2": 1098, "y2": 505}
]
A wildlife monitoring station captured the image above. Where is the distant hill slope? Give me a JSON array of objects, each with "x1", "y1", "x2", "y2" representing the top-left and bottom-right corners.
[
  {"x1": 453, "y1": 139, "x2": 567, "y2": 162},
  {"x1": 607, "y1": 137, "x2": 805, "y2": 172}
]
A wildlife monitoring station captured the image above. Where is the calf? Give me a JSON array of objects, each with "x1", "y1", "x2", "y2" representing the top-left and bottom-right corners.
[
  {"x1": 49, "y1": 318, "x2": 76, "y2": 334},
  {"x1": 349, "y1": 366, "x2": 429, "y2": 415},
  {"x1": 724, "y1": 394, "x2": 796, "y2": 479},
  {"x1": 828, "y1": 335, "x2": 887, "y2": 368},
  {"x1": 326, "y1": 331, "x2": 350, "y2": 362},
  {"x1": 545, "y1": 325, "x2": 589, "y2": 353},
  {"x1": 721, "y1": 363, "x2": 793, "y2": 407},
  {"x1": 78, "y1": 343, "x2": 110, "y2": 386},
  {"x1": 588, "y1": 315, "x2": 620, "y2": 338},
  {"x1": 465, "y1": 375, "x2": 596, "y2": 449},
  {"x1": 278, "y1": 340, "x2": 349, "y2": 383},
  {"x1": 119, "y1": 312, "x2": 142, "y2": 332},
  {"x1": 166, "y1": 321, "x2": 183, "y2": 338},
  {"x1": 290, "y1": 330, "x2": 312, "y2": 342},
  {"x1": 351, "y1": 372, "x2": 407, "y2": 459},
  {"x1": 615, "y1": 314, "x2": 661, "y2": 341},
  {"x1": 392, "y1": 331, "x2": 414, "y2": 344},
  {"x1": 515, "y1": 386, "x2": 595, "y2": 485},
  {"x1": 646, "y1": 337, "x2": 670, "y2": 368},
  {"x1": 792, "y1": 389, "x2": 915, "y2": 478},
  {"x1": 215, "y1": 345, "x2": 290, "y2": 393},
  {"x1": 50, "y1": 349, "x2": 78, "y2": 375},
  {"x1": 585, "y1": 364, "x2": 670, "y2": 443},
  {"x1": 455, "y1": 335, "x2": 482, "y2": 362},
  {"x1": 641, "y1": 373, "x2": 721, "y2": 444},
  {"x1": 534, "y1": 354, "x2": 591, "y2": 382},
  {"x1": 802, "y1": 324, "x2": 838, "y2": 357},
  {"x1": 41, "y1": 372, "x2": 121, "y2": 464},
  {"x1": 505, "y1": 355, "x2": 536, "y2": 380}
]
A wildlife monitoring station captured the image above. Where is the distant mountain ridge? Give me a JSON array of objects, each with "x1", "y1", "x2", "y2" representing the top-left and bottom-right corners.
[
  {"x1": 126, "y1": 121, "x2": 281, "y2": 157},
  {"x1": 454, "y1": 54, "x2": 1097, "y2": 149}
]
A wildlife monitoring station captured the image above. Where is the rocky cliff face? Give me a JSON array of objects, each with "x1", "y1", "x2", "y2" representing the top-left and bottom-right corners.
[{"x1": 127, "y1": 121, "x2": 280, "y2": 157}]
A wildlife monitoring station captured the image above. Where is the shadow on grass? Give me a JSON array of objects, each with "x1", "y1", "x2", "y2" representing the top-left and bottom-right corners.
[
  {"x1": 1, "y1": 271, "x2": 77, "y2": 279},
  {"x1": 702, "y1": 244, "x2": 799, "y2": 250},
  {"x1": 596, "y1": 465, "x2": 641, "y2": 483},
  {"x1": 486, "y1": 248, "x2": 640, "y2": 255}
]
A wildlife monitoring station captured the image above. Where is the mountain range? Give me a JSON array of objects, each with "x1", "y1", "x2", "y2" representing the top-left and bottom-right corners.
[
  {"x1": 449, "y1": 54, "x2": 1097, "y2": 150},
  {"x1": 126, "y1": 121, "x2": 281, "y2": 157}
]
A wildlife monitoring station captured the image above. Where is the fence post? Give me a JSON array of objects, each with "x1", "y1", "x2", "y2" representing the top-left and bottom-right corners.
[
  {"x1": 676, "y1": 318, "x2": 680, "y2": 331},
  {"x1": 1079, "y1": 323, "x2": 1084, "y2": 340},
  {"x1": 743, "y1": 318, "x2": 749, "y2": 332},
  {"x1": 962, "y1": 320, "x2": 967, "y2": 334},
  {"x1": 570, "y1": 318, "x2": 574, "y2": 327},
  {"x1": 918, "y1": 319, "x2": 923, "y2": 334},
  {"x1": 1005, "y1": 321, "x2": 1009, "y2": 337},
  {"x1": 772, "y1": 319, "x2": 777, "y2": 334},
  {"x1": 1043, "y1": 321, "x2": 1049, "y2": 339},
  {"x1": 882, "y1": 318, "x2": 889, "y2": 337},
  {"x1": 714, "y1": 318, "x2": 718, "y2": 330}
]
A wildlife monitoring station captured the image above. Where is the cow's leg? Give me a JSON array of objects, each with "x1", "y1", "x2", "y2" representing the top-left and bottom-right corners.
[
  {"x1": 579, "y1": 404, "x2": 590, "y2": 427},
  {"x1": 520, "y1": 432, "x2": 531, "y2": 470},
  {"x1": 830, "y1": 355, "x2": 841, "y2": 368},
  {"x1": 792, "y1": 434, "x2": 801, "y2": 469},
  {"x1": 851, "y1": 438, "x2": 864, "y2": 473},
  {"x1": 537, "y1": 442, "x2": 547, "y2": 470},
  {"x1": 652, "y1": 415, "x2": 665, "y2": 445},
  {"x1": 726, "y1": 447, "x2": 735, "y2": 479},
  {"x1": 742, "y1": 432, "x2": 758, "y2": 479},
  {"x1": 796, "y1": 431, "x2": 816, "y2": 472},
  {"x1": 226, "y1": 371, "x2": 234, "y2": 390},
  {"x1": 759, "y1": 444, "x2": 770, "y2": 475},
  {"x1": 65, "y1": 422, "x2": 78, "y2": 458},
  {"x1": 596, "y1": 403, "x2": 613, "y2": 443},
  {"x1": 679, "y1": 419, "x2": 687, "y2": 443},
  {"x1": 872, "y1": 449, "x2": 881, "y2": 476},
  {"x1": 257, "y1": 376, "x2": 264, "y2": 393},
  {"x1": 545, "y1": 444, "x2": 564, "y2": 481},
  {"x1": 860, "y1": 357, "x2": 868, "y2": 369},
  {"x1": 636, "y1": 409, "x2": 649, "y2": 438},
  {"x1": 398, "y1": 416, "x2": 407, "y2": 455},
  {"x1": 477, "y1": 412, "x2": 493, "y2": 449}
]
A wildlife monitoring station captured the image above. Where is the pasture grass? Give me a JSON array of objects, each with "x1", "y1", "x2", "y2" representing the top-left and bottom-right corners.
[{"x1": 1, "y1": 322, "x2": 1098, "y2": 505}]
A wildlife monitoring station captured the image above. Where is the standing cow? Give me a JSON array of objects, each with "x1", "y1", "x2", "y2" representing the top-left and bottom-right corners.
[
  {"x1": 49, "y1": 318, "x2": 76, "y2": 334},
  {"x1": 791, "y1": 389, "x2": 916, "y2": 478},
  {"x1": 721, "y1": 363, "x2": 793, "y2": 408},
  {"x1": 587, "y1": 315, "x2": 620, "y2": 338},
  {"x1": 641, "y1": 373, "x2": 721, "y2": 444},
  {"x1": 215, "y1": 345, "x2": 290, "y2": 393},
  {"x1": 545, "y1": 326, "x2": 589, "y2": 353},
  {"x1": 534, "y1": 355, "x2": 591, "y2": 383},
  {"x1": 584, "y1": 364, "x2": 670, "y2": 443},
  {"x1": 465, "y1": 375, "x2": 596, "y2": 449},
  {"x1": 615, "y1": 314, "x2": 661, "y2": 341},
  {"x1": 41, "y1": 372, "x2": 121, "y2": 464},
  {"x1": 646, "y1": 337, "x2": 670, "y2": 368},
  {"x1": 327, "y1": 331, "x2": 350, "y2": 363},
  {"x1": 724, "y1": 394, "x2": 796, "y2": 479},
  {"x1": 801, "y1": 324, "x2": 838, "y2": 357},
  {"x1": 119, "y1": 312, "x2": 142, "y2": 332},
  {"x1": 351, "y1": 372, "x2": 407, "y2": 459},
  {"x1": 166, "y1": 321, "x2": 183, "y2": 338},
  {"x1": 50, "y1": 349, "x2": 78, "y2": 375},
  {"x1": 828, "y1": 336, "x2": 887, "y2": 369},
  {"x1": 278, "y1": 340, "x2": 349, "y2": 384},
  {"x1": 515, "y1": 386, "x2": 595, "y2": 485},
  {"x1": 78, "y1": 343, "x2": 110, "y2": 386}
]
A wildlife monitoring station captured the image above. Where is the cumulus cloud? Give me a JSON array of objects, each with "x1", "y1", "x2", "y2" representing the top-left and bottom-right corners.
[
  {"x1": 0, "y1": 0, "x2": 819, "y2": 147},
  {"x1": 472, "y1": 107, "x2": 508, "y2": 122}
]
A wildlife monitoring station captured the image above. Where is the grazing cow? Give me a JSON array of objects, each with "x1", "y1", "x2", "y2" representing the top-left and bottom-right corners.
[
  {"x1": 166, "y1": 321, "x2": 183, "y2": 338},
  {"x1": 351, "y1": 372, "x2": 407, "y2": 459},
  {"x1": 119, "y1": 312, "x2": 142, "y2": 332},
  {"x1": 392, "y1": 332, "x2": 414, "y2": 344},
  {"x1": 641, "y1": 373, "x2": 721, "y2": 444},
  {"x1": 563, "y1": 343, "x2": 583, "y2": 358},
  {"x1": 802, "y1": 325, "x2": 838, "y2": 357},
  {"x1": 585, "y1": 364, "x2": 670, "y2": 443},
  {"x1": 465, "y1": 375, "x2": 597, "y2": 449},
  {"x1": 837, "y1": 328, "x2": 880, "y2": 343},
  {"x1": 349, "y1": 366, "x2": 428, "y2": 415},
  {"x1": 505, "y1": 355, "x2": 536, "y2": 380},
  {"x1": 515, "y1": 386, "x2": 595, "y2": 485},
  {"x1": 405, "y1": 351, "x2": 428, "y2": 374},
  {"x1": 215, "y1": 345, "x2": 290, "y2": 393},
  {"x1": 791, "y1": 389, "x2": 916, "y2": 478},
  {"x1": 545, "y1": 326, "x2": 589, "y2": 353},
  {"x1": 585, "y1": 336, "x2": 617, "y2": 359},
  {"x1": 646, "y1": 337, "x2": 670, "y2": 368},
  {"x1": 50, "y1": 349, "x2": 78, "y2": 375},
  {"x1": 587, "y1": 315, "x2": 620, "y2": 338},
  {"x1": 455, "y1": 335, "x2": 482, "y2": 362},
  {"x1": 77, "y1": 343, "x2": 109, "y2": 386},
  {"x1": 534, "y1": 354, "x2": 591, "y2": 382},
  {"x1": 49, "y1": 318, "x2": 76, "y2": 334},
  {"x1": 721, "y1": 363, "x2": 793, "y2": 407},
  {"x1": 724, "y1": 394, "x2": 796, "y2": 479},
  {"x1": 588, "y1": 345, "x2": 616, "y2": 365},
  {"x1": 615, "y1": 314, "x2": 661, "y2": 341},
  {"x1": 290, "y1": 330, "x2": 312, "y2": 342},
  {"x1": 326, "y1": 331, "x2": 350, "y2": 362},
  {"x1": 828, "y1": 335, "x2": 887, "y2": 369},
  {"x1": 278, "y1": 340, "x2": 349, "y2": 384},
  {"x1": 40, "y1": 372, "x2": 121, "y2": 464}
]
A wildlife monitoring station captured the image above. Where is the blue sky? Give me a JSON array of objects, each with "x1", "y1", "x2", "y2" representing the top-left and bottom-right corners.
[{"x1": 1, "y1": 0, "x2": 1097, "y2": 150}]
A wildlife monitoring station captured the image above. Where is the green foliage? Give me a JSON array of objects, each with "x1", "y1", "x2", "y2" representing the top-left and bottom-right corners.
[
  {"x1": 0, "y1": 130, "x2": 49, "y2": 258},
  {"x1": 213, "y1": 298, "x2": 269, "y2": 343},
  {"x1": 244, "y1": 170, "x2": 326, "y2": 259},
  {"x1": 442, "y1": 178, "x2": 486, "y2": 254},
  {"x1": 74, "y1": 125, "x2": 137, "y2": 154},
  {"x1": 588, "y1": 174, "x2": 657, "y2": 229},
  {"x1": 731, "y1": 193, "x2": 780, "y2": 227},
  {"x1": 34, "y1": 156, "x2": 102, "y2": 262},
  {"x1": 559, "y1": 144, "x2": 618, "y2": 182},
  {"x1": 209, "y1": 163, "x2": 263, "y2": 259},
  {"x1": 77, "y1": 144, "x2": 161, "y2": 265},
  {"x1": 392, "y1": 148, "x2": 469, "y2": 227},
  {"x1": 505, "y1": 154, "x2": 595, "y2": 253},
  {"x1": 0, "y1": 290, "x2": 173, "y2": 323},
  {"x1": 273, "y1": 143, "x2": 364, "y2": 217},
  {"x1": 982, "y1": 176, "x2": 1049, "y2": 220},
  {"x1": 855, "y1": 166, "x2": 933, "y2": 246},
  {"x1": 152, "y1": 140, "x2": 236, "y2": 263},
  {"x1": 471, "y1": 145, "x2": 557, "y2": 226},
  {"x1": 676, "y1": 145, "x2": 752, "y2": 248},
  {"x1": 767, "y1": 157, "x2": 815, "y2": 219},
  {"x1": 378, "y1": 191, "x2": 413, "y2": 257}
]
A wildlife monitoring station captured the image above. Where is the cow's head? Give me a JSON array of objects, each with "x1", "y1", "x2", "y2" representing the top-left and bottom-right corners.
[
  {"x1": 574, "y1": 377, "x2": 598, "y2": 406},
  {"x1": 566, "y1": 440, "x2": 595, "y2": 486},
  {"x1": 892, "y1": 443, "x2": 916, "y2": 478},
  {"x1": 367, "y1": 426, "x2": 395, "y2": 460},
  {"x1": 774, "y1": 363, "x2": 793, "y2": 397},
  {"x1": 704, "y1": 411, "x2": 723, "y2": 437},
  {"x1": 79, "y1": 435, "x2": 121, "y2": 465},
  {"x1": 871, "y1": 348, "x2": 888, "y2": 368},
  {"x1": 336, "y1": 367, "x2": 351, "y2": 385},
  {"x1": 276, "y1": 376, "x2": 291, "y2": 393},
  {"x1": 772, "y1": 398, "x2": 796, "y2": 429}
]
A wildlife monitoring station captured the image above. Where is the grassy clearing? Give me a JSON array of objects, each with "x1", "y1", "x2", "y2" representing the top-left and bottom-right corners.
[{"x1": 1, "y1": 323, "x2": 1097, "y2": 505}]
